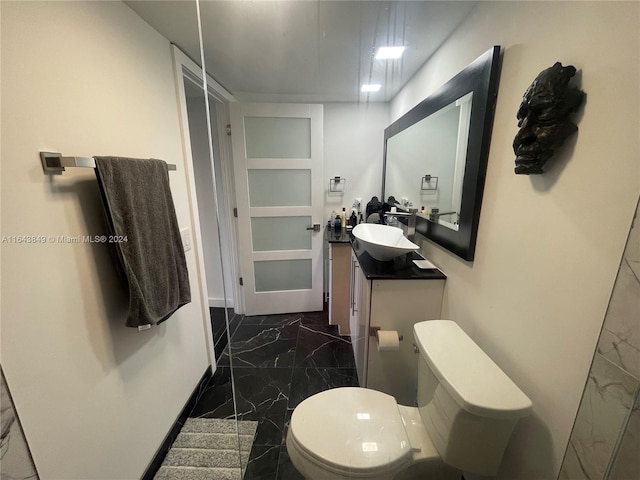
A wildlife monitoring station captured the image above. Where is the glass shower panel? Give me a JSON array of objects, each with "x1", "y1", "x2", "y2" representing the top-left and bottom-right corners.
[
  {"x1": 178, "y1": 0, "x2": 246, "y2": 477},
  {"x1": 245, "y1": 116, "x2": 311, "y2": 158},
  {"x1": 248, "y1": 169, "x2": 311, "y2": 207},
  {"x1": 251, "y1": 216, "x2": 312, "y2": 251},
  {"x1": 126, "y1": 0, "x2": 245, "y2": 477},
  {"x1": 254, "y1": 259, "x2": 313, "y2": 292}
]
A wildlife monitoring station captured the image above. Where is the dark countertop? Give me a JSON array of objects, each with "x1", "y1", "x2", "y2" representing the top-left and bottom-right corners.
[
  {"x1": 326, "y1": 227, "x2": 352, "y2": 243},
  {"x1": 325, "y1": 227, "x2": 446, "y2": 281}
]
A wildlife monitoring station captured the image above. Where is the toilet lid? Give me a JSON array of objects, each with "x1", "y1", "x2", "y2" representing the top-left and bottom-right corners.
[{"x1": 289, "y1": 387, "x2": 412, "y2": 476}]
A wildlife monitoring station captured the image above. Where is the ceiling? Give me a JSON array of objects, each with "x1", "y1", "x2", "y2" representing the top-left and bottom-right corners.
[{"x1": 126, "y1": 1, "x2": 476, "y2": 103}]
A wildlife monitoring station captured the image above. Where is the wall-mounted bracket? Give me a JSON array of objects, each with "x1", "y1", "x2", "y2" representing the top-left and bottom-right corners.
[
  {"x1": 420, "y1": 174, "x2": 438, "y2": 191},
  {"x1": 329, "y1": 176, "x2": 346, "y2": 196}
]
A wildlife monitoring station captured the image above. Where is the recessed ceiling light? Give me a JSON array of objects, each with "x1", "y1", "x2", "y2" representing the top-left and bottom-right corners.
[
  {"x1": 375, "y1": 46, "x2": 405, "y2": 60},
  {"x1": 361, "y1": 84, "x2": 381, "y2": 92}
]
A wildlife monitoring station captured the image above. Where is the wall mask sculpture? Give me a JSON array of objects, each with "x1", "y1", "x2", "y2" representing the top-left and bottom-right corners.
[{"x1": 513, "y1": 62, "x2": 585, "y2": 174}]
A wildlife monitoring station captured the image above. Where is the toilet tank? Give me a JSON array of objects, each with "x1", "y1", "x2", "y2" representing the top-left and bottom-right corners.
[{"x1": 413, "y1": 320, "x2": 532, "y2": 476}]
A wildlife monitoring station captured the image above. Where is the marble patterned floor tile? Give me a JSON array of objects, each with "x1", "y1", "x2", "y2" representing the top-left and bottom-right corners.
[
  {"x1": 294, "y1": 324, "x2": 356, "y2": 368},
  {"x1": 241, "y1": 313, "x2": 303, "y2": 327},
  {"x1": 240, "y1": 315, "x2": 268, "y2": 325},
  {"x1": 214, "y1": 335, "x2": 229, "y2": 363},
  {"x1": 228, "y1": 312, "x2": 243, "y2": 339},
  {"x1": 288, "y1": 367, "x2": 360, "y2": 409},
  {"x1": 250, "y1": 413, "x2": 286, "y2": 447},
  {"x1": 281, "y1": 409, "x2": 293, "y2": 446},
  {"x1": 210, "y1": 307, "x2": 228, "y2": 343},
  {"x1": 298, "y1": 310, "x2": 330, "y2": 325},
  {"x1": 189, "y1": 367, "x2": 236, "y2": 419},
  {"x1": 185, "y1": 307, "x2": 356, "y2": 480},
  {"x1": 244, "y1": 445, "x2": 280, "y2": 480},
  {"x1": 232, "y1": 368, "x2": 292, "y2": 420},
  {"x1": 225, "y1": 325, "x2": 300, "y2": 368},
  {"x1": 559, "y1": 353, "x2": 638, "y2": 480},
  {"x1": 299, "y1": 322, "x2": 339, "y2": 335},
  {"x1": 212, "y1": 308, "x2": 245, "y2": 364},
  {"x1": 276, "y1": 450, "x2": 304, "y2": 480},
  {"x1": 216, "y1": 348, "x2": 231, "y2": 368}
]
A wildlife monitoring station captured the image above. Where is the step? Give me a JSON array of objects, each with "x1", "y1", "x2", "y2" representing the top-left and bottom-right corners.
[
  {"x1": 154, "y1": 465, "x2": 242, "y2": 480},
  {"x1": 163, "y1": 448, "x2": 242, "y2": 469},
  {"x1": 173, "y1": 432, "x2": 254, "y2": 452},
  {"x1": 181, "y1": 418, "x2": 257, "y2": 436}
]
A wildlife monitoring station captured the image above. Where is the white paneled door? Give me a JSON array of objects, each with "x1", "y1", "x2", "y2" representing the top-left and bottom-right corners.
[{"x1": 230, "y1": 103, "x2": 324, "y2": 315}]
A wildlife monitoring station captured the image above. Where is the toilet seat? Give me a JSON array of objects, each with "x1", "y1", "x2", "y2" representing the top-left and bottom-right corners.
[{"x1": 288, "y1": 387, "x2": 413, "y2": 477}]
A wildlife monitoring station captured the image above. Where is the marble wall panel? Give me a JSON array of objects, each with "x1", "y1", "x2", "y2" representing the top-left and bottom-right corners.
[
  {"x1": 559, "y1": 354, "x2": 638, "y2": 480},
  {"x1": 0, "y1": 368, "x2": 38, "y2": 479},
  {"x1": 608, "y1": 391, "x2": 640, "y2": 480},
  {"x1": 597, "y1": 234, "x2": 640, "y2": 379},
  {"x1": 560, "y1": 199, "x2": 639, "y2": 480}
]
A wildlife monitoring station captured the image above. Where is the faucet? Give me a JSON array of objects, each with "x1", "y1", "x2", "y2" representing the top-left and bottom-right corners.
[
  {"x1": 429, "y1": 209, "x2": 458, "y2": 222},
  {"x1": 384, "y1": 208, "x2": 418, "y2": 242}
]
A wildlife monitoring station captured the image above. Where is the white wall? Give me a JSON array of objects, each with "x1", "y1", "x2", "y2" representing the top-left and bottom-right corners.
[
  {"x1": 391, "y1": 2, "x2": 639, "y2": 479},
  {"x1": 323, "y1": 103, "x2": 389, "y2": 221},
  {"x1": 0, "y1": 2, "x2": 210, "y2": 479}
]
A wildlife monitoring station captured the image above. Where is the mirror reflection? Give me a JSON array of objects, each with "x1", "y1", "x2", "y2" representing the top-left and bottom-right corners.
[{"x1": 384, "y1": 92, "x2": 473, "y2": 230}]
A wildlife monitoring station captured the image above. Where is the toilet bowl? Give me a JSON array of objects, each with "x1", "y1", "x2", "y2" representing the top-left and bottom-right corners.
[
  {"x1": 286, "y1": 320, "x2": 532, "y2": 479},
  {"x1": 286, "y1": 388, "x2": 457, "y2": 480}
]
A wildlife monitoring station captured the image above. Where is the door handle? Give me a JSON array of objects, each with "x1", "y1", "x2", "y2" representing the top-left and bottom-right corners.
[{"x1": 306, "y1": 224, "x2": 321, "y2": 232}]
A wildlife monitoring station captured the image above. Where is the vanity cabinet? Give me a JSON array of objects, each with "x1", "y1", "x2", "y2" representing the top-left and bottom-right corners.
[
  {"x1": 349, "y1": 250, "x2": 370, "y2": 385},
  {"x1": 349, "y1": 250, "x2": 445, "y2": 405},
  {"x1": 328, "y1": 232, "x2": 352, "y2": 336},
  {"x1": 329, "y1": 242, "x2": 351, "y2": 335}
]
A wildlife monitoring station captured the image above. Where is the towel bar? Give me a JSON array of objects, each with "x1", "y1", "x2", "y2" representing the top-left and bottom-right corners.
[{"x1": 40, "y1": 152, "x2": 177, "y2": 174}]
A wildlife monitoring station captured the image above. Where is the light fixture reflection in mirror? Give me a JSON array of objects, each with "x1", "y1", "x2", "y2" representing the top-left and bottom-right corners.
[{"x1": 382, "y1": 46, "x2": 502, "y2": 261}]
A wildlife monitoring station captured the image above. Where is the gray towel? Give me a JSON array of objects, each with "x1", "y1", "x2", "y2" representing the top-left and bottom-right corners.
[{"x1": 94, "y1": 157, "x2": 191, "y2": 328}]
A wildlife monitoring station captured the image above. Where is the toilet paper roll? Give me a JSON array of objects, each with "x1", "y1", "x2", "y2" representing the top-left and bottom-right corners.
[{"x1": 376, "y1": 330, "x2": 400, "y2": 351}]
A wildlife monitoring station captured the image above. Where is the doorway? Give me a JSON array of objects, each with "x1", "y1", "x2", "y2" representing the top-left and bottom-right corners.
[{"x1": 229, "y1": 102, "x2": 325, "y2": 316}]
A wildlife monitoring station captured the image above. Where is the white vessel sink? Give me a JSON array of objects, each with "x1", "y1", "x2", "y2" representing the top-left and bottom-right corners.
[{"x1": 352, "y1": 223, "x2": 420, "y2": 261}]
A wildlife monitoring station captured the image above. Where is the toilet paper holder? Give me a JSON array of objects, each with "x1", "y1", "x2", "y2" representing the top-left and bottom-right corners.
[{"x1": 369, "y1": 326, "x2": 403, "y2": 342}]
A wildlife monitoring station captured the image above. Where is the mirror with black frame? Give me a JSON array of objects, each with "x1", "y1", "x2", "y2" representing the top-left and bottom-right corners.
[{"x1": 382, "y1": 46, "x2": 502, "y2": 261}]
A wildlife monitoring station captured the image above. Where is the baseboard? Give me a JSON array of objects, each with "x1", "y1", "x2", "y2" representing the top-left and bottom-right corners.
[
  {"x1": 208, "y1": 297, "x2": 234, "y2": 308},
  {"x1": 141, "y1": 367, "x2": 212, "y2": 480}
]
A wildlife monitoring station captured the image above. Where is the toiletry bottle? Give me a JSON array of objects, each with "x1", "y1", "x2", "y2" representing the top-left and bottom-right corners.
[
  {"x1": 341, "y1": 207, "x2": 347, "y2": 229},
  {"x1": 349, "y1": 210, "x2": 357, "y2": 228},
  {"x1": 334, "y1": 213, "x2": 341, "y2": 230}
]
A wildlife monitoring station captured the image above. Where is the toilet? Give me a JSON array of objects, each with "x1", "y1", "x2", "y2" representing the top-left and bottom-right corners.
[{"x1": 286, "y1": 320, "x2": 532, "y2": 479}]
